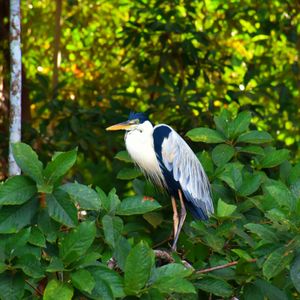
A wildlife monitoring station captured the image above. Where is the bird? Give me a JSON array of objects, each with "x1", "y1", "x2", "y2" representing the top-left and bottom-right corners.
[{"x1": 106, "y1": 112, "x2": 214, "y2": 251}]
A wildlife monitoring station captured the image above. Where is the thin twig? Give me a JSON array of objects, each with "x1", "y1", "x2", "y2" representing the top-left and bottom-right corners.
[
  {"x1": 25, "y1": 279, "x2": 43, "y2": 296},
  {"x1": 196, "y1": 259, "x2": 257, "y2": 274}
]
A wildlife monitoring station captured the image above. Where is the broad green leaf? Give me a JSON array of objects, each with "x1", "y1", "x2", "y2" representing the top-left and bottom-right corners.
[
  {"x1": 229, "y1": 111, "x2": 252, "y2": 138},
  {"x1": 263, "y1": 247, "x2": 294, "y2": 279},
  {"x1": 37, "y1": 209, "x2": 60, "y2": 243},
  {"x1": 28, "y1": 226, "x2": 46, "y2": 247},
  {"x1": 259, "y1": 149, "x2": 289, "y2": 168},
  {"x1": 102, "y1": 215, "x2": 123, "y2": 248},
  {"x1": 143, "y1": 212, "x2": 164, "y2": 228},
  {"x1": 115, "y1": 150, "x2": 133, "y2": 163},
  {"x1": 214, "y1": 110, "x2": 231, "y2": 137},
  {"x1": 212, "y1": 144, "x2": 235, "y2": 167},
  {"x1": 11, "y1": 142, "x2": 44, "y2": 184},
  {"x1": 59, "y1": 221, "x2": 96, "y2": 265},
  {"x1": 263, "y1": 179, "x2": 295, "y2": 210},
  {"x1": 186, "y1": 128, "x2": 226, "y2": 143},
  {"x1": 117, "y1": 168, "x2": 142, "y2": 180},
  {"x1": 72, "y1": 252, "x2": 101, "y2": 269},
  {"x1": 124, "y1": 241, "x2": 155, "y2": 295},
  {"x1": 244, "y1": 284, "x2": 264, "y2": 300},
  {"x1": 237, "y1": 131, "x2": 273, "y2": 144},
  {"x1": 232, "y1": 249, "x2": 253, "y2": 261},
  {"x1": 5, "y1": 227, "x2": 31, "y2": 258},
  {"x1": 71, "y1": 269, "x2": 95, "y2": 294},
  {"x1": 288, "y1": 162, "x2": 300, "y2": 185},
  {"x1": 238, "y1": 172, "x2": 263, "y2": 197},
  {"x1": 61, "y1": 183, "x2": 101, "y2": 210},
  {"x1": 16, "y1": 254, "x2": 44, "y2": 278},
  {"x1": 88, "y1": 265, "x2": 125, "y2": 298},
  {"x1": 46, "y1": 189, "x2": 78, "y2": 227},
  {"x1": 84, "y1": 275, "x2": 114, "y2": 300},
  {"x1": 290, "y1": 255, "x2": 300, "y2": 292},
  {"x1": 244, "y1": 223, "x2": 278, "y2": 243},
  {"x1": 217, "y1": 198, "x2": 237, "y2": 217},
  {"x1": 113, "y1": 236, "x2": 131, "y2": 271},
  {"x1": 44, "y1": 149, "x2": 77, "y2": 185},
  {"x1": 0, "y1": 272, "x2": 24, "y2": 300},
  {"x1": 116, "y1": 196, "x2": 161, "y2": 215},
  {"x1": 253, "y1": 279, "x2": 288, "y2": 300},
  {"x1": 237, "y1": 145, "x2": 265, "y2": 156},
  {"x1": 0, "y1": 176, "x2": 36, "y2": 205},
  {"x1": 102, "y1": 188, "x2": 121, "y2": 213},
  {"x1": 195, "y1": 278, "x2": 233, "y2": 297},
  {"x1": 46, "y1": 257, "x2": 64, "y2": 272},
  {"x1": 0, "y1": 198, "x2": 38, "y2": 233},
  {"x1": 151, "y1": 263, "x2": 193, "y2": 283},
  {"x1": 153, "y1": 277, "x2": 196, "y2": 294},
  {"x1": 218, "y1": 162, "x2": 243, "y2": 190},
  {"x1": 44, "y1": 279, "x2": 73, "y2": 300}
]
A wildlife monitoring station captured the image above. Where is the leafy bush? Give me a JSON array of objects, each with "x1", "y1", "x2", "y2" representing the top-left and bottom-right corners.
[{"x1": 0, "y1": 110, "x2": 299, "y2": 299}]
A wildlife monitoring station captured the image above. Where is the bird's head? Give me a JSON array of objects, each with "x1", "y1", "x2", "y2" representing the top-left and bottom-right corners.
[{"x1": 106, "y1": 112, "x2": 149, "y2": 131}]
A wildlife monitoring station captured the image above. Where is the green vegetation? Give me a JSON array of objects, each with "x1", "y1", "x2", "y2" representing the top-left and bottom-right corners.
[
  {"x1": 0, "y1": 111, "x2": 299, "y2": 299},
  {"x1": 0, "y1": 0, "x2": 300, "y2": 299}
]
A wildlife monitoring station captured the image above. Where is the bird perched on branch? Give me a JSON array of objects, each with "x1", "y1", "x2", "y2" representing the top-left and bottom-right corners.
[{"x1": 106, "y1": 112, "x2": 214, "y2": 251}]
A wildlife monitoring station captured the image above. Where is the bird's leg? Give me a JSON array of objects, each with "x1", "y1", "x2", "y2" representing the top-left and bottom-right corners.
[
  {"x1": 171, "y1": 190, "x2": 186, "y2": 251},
  {"x1": 171, "y1": 196, "x2": 179, "y2": 249}
]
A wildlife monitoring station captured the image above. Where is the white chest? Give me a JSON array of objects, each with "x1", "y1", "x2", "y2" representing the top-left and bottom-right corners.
[{"x1": 125, "y1": 127, "x2": 164, "y2": 186}]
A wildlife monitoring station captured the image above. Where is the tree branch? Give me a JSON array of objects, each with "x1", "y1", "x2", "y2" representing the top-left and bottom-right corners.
[{"x1": 196, "y1": 259, "x2": 257, "y2": 274}]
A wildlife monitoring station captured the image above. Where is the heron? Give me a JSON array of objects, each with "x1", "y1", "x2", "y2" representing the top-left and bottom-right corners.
[{"x1": 106, "y1": 112, "x2": 214, "y2": 251}]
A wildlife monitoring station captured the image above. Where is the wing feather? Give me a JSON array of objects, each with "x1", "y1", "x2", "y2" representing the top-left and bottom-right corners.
[{"x1": 155, "y1": 125, "x2": 214, "y2": 219}]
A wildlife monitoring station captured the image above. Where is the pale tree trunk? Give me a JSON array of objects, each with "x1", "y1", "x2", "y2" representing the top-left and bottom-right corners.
[
  {"x1": 8, "y1": 0, "x2": 22, "y2": 176},
  {"x1": 52, "y1": 0, "x2": 62, "y2": 90}
]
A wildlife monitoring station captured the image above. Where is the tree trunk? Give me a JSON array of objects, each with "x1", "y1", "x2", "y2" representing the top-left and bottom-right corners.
[
  {"x1": 52, "y1": 0, "x2": 62, "y2": 90},
  {"x1": 8, "y1": 0, "x2": 22, "y2": 176}
]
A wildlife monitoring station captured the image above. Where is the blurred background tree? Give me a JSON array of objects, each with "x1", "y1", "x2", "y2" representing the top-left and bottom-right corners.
[{"x1": 0, "y1": 0, "x2": 299, "y2": 192}]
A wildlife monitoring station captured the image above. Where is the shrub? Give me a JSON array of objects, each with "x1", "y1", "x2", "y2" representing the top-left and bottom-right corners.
[{"x1": 0, "y1": 110, "x2": 299, "y2": 299}]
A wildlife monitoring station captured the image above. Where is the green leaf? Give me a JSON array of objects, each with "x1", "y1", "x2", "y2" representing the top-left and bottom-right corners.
[
  {"x1": 231, "y1": 249, "x2": 253, "y2": 261},
  {"x1": 244, "y1": 223, "x2": 278, "y2": 243},
  {"x1": 16, "y1": 254, "x2": 44, "y2": 278},
  {"x1": 143, "y1": 212, "x2": 163, "y2": 228},
  {"x1": 151, "y1": 263, "x2": 193, "y2": 282},
  {"x1": 0, "y1": 198, "x2": 38, "y2": 233},
  {"x1": 195, "y1": 278, "x2": 233, "y2": 297},
  {"x1": 102, "y1": 215, "x2": 123, "y2": 248},
  {"x1": 61, "y1": 183, "x2": 101, "y2": 210},
  {"x1": 259, "y1": 149, "x2": 289, "y2": 168},
  {"x1": 263, "y1": 247, "x2": 294, "y2": 279},
  {"x1": 0, "y1": 272, "x2": 24, "y2": 300},
  {"x1": 211, "y1": 144, "x2": 235, "y2": 167},
  {"x1": 113, "y1": 236, "x2": 131, "y2": 271},
  {"x1": 238, "y1": 172, "x2": 263, "y2": 197},
  {"x1": 186, "y1": 128, "x2": 226, "y2": 143},
  {"x1": 5, "y1": 227, "x2": 31, "y2": 258},
  {"x1": 263, "y1": 179, "x2": 295, "y2": 210},
  {"x1": 237, "y1": 130, "x2": 273, "y2": 144},
  {"x1": 116, "y1": 196, "x2": 161, "y2": 215},
  {"x1": 102, "y1": 188, "x2": 121, "y2": 213},
  {"x1": 218, "y1": 162, "x2": 243, "y2": 190},
  {"x1": 44, "y1": 149, "x2": 77, "y2": 185},
  {"x1": 217, "y1": 199, "x2": 237, "y2": 217},
  {"x1": 88, "y1": 265, "x2": 125, "y2": 298},
  {"x1": 46, "y1": 257, "x2": 64, "y2": 272},
  {"x1": 46, "y1": 189, "x2": 78, "y2": 227},
  {"x1": 59, "y1": 221, "x2": 96, "y2": 265},
  {"x1": 238, "y1": 145, "x2": 265, "y2": 156},
  {"x1": 290, "y1": 255, "x2": 300, "y2": 292},
  {"x1": 153, "y1": 277, "x2": 196, "y2": 294},
  {"x1": 11, "y1": 142, "x2": 44, "y2": 184},
  {"x1": 229, "y1": 111, "x2": 252, "y2": 137},
  {"x1": 71, "y1": 269, "x2": 95, "y2": 294},
  {"x1": 115, "y1": 150, "x2": 133, "y2": 163},
  {"x1": 44, "y1": 279, "x2": 73, "y2": 300},
  {"x1": 0, "y1": 176, "x2": 36, "y2": 205},
  {"x1": 214, "y1": 110, "x2": 231, "y2": 138},
  {"x1": 29, "y1": 226, "x2": 46, "y2": 247},
  {"x1": 84, "y1": 275, "x2": 114, "y2": 300},
  {"x1": 38, "y1": 209, "x2": 60, "y2": 243},
  {"x1": 124, "y1": 241, "x2": 155, "y2": 295},
  {"x1": 117, "y1": 168, "x2": 142, "y2": 180},
  {"x1": 254, "y1": 279, "x2": 288, "y2": 300}
]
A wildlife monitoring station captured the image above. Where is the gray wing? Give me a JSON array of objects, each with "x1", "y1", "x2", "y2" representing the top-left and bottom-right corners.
[{"x1": 158, "y1": 125, "x2": 214, "y2": 219}]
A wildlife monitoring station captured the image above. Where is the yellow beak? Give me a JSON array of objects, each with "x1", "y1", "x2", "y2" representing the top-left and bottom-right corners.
[{"x1": 106, "y1": 121, "x2": 132, "y2": 131}]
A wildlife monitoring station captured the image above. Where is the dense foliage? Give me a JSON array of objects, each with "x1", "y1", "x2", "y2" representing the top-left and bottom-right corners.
[{"x1": 0, "y1": 111, "x2": 299, "y2": 299}]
